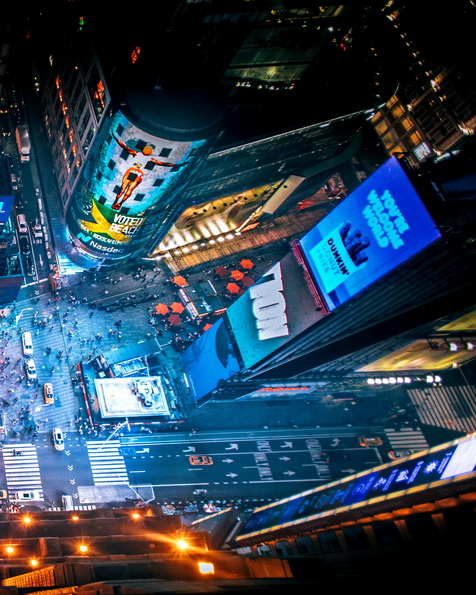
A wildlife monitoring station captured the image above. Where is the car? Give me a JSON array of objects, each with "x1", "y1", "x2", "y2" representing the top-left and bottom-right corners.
[
  {"x1": 358, "y1": 436, "x2": 383, "y2": 447},
  {"x1": 22, "y1": 331, "x2": 33, "y2": 356},
  {"x1": 24, "y1": 358, "x2": 37, "y2": 380},
  {"x1": 43, "y1": 383, "x2": 54, "y2": 405},
  {"x1": 13, "y1": 491, "x2": 41, "y2": 501},
  {"x1": 32, "y1": 221, "x2": 43, "y2": 238},
  {"x1": 19, "y1": 235, "x2": 30, "y2": 254},
  {"x1": 52, "y1": 427, "x2": 65, "y2": 451},
  {"x1": 16, "y1": 213, "x2": 27, "y2": 233},
  {"x1": 388, "y1": 449, "x2": 415, "y2": 460},
  {"x1": 189, "y1": 455, "x2": 213, "y2": 465},
  {"x1": 0, "y1": 490, "x2": 8, "y2": 499},
  {"x1": 322, "y1": 451, "x2": 351, "y2": 463}
]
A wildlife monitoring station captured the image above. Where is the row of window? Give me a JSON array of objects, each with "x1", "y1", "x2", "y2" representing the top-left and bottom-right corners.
[{"x1": 246, "y1": 505, "x2": 476, "y2": 559}]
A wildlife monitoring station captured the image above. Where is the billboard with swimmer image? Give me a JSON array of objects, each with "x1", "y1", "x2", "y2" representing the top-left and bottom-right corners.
[
  {"x1": 66, "y1": 109, "x2": 212, "y2": 260},
  {"x1": 297, "y1": 156, "x2": 441, "y2": 312}
]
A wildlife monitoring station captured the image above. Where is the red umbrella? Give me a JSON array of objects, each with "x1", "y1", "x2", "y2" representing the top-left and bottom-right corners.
[
  {"x1": 241, "y1": 276, "x2": 254, "y2": 287},
  {"x1": 226, "y1": 282, "x2": 240, "y2": 294},
  {"x1": 173, "y1": 275, "x2": 188, "y2": 287},
  {"x1": 168, "y1": 313, "x2": 182, "y2": 325},
  {"x1": 171, "y1": 302, "x2": 185, "y2": 313},
  {"x1": 155, "y1": 303, "x2": 169, "y2": 315},
  {"x1": 230, "y1": 269, "x2": 245, "y2": 280},
  {"x1": 214, "y1": 266, "x2": 228, "y2": 277},
  {"x1": 240, "y1": 259, "x2": 254, "y2": 270}
]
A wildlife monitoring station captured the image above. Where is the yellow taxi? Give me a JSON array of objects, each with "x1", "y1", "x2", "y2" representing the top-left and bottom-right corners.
[
  {"x1": 43, "y1": 383, "x2": 54, "y2": 405},
  {"x1": 189, "y1": 455, "x2": 213, "y2": 465}
]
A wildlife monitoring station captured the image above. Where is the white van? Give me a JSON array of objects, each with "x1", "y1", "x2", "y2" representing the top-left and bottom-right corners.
[
  {"x1": 16, "y1": 213, "x2": 28, "y2": 234},
  {"x1": 62, "y1": 495, "x2": 74, "y2": 510},
  {"x1": 22, "y1": 331, "x2": 33, "y2": 355}
]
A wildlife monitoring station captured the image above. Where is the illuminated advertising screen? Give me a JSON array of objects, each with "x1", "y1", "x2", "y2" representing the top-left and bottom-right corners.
[
  {"x1": 298, "y1": 156, "x2": 441, "y2": 311},
  {"x1": 225, "y1": 252, "x2": 324, "y2": 369},
  {"x1": 236, "y1": 434, "x2": 476, "y2": 543},
  {"x1": 157, "y1": 182, "x2": 282, "y2": 253},
  {"x1": 66, "y1": 110, "x2": 209, "y2": 260},
  {"x1": 358, "y1": 336, "x2": 476, "y2": 372},
  {"x1": 181, "y1": 318, "x2": 241, "y2": 402},
  {"x1": 0, "y1": 195, "x2": 13, "y2": 223}
]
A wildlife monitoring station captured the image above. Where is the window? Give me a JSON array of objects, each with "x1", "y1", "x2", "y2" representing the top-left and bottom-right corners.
[
  {"x1": 275, "y1": 541, "x2": 292, "y2": 557},
  {"x1": 295, "y1": 536, "x2": 315, "y2": 555},
  {"x1": 373, "y1": 521, "x2": 402, "y2": 546},
  {"x1": 343, "y1": 526, "x2": 370, "y2": 550},
  {"x1": 318, "y1": 532, "x2": 341, "y2": 553},
  {"x1": 160, "y1": 147, "x2": 172, "y2": 158}
]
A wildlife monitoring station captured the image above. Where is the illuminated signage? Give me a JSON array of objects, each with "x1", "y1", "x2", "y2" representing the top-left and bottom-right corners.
[
  {"x1": 181, "y1": 319, "x2": 241, "y2": 402},
  {"x1": 250, "y1": 263, "x2": 289, "y2": 340},
  {"x1": 226, "y1": 252, "x2": 324, "y2": 369},
  {"x1": 298, "y1": 157, "x2": 441, "y2": 312},
  {"x1": 236, "y1": 434, "x2": 476, "y2": 543},
  {"x1": 66, "y1": 109, "x2": 211, "y2": 260}
]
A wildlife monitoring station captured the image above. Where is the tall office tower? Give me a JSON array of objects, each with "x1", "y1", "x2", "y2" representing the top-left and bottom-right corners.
[
  {"x1": 22, "y1": 1, "x2": 398, "y2": 267},
  {"x1": 369, "y1": 1, "x2": 476, "y2": 164}
]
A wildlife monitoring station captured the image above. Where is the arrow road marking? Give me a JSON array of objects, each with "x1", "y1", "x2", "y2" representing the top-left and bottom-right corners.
[
  {"x1": 342, "y1": 468, "x2": 357, "y2": 474},
  {"x1": 283, "y1": 471, "x2": 296, "y2": 476},
  {"x1": 222, "y1": 458, "x2": 234, "y2": 463},
  {"x1": 279, "y1": 456, "x2": 291, "y2": 461},
  {"x1": 226, "y1": 473, "x2": 238, "y2": 478},
  {"x1": 73, "y1": 493, "x2": 78, "y2": 498},
  {"x1": 67, "y1": 465, "x2": 73, "y2": 471},
  {"x1": 135, "y1": 448, "x2": 150, "y2": 454},
  {"x1": 69, "y1": 479, "x2": 76, "y2": 485},
  {"x1": 331, "y1": 438, "x2": 341, "y2": 446},
  {"x1": 225, "y1": 444, "x2": 239, "y2": 450},
  {"x1": 183, "y1": 447, "x2": 196, "y2": 453},
  {"x1": 280, "y1": 442, "x2": 293, "y2": 448}
]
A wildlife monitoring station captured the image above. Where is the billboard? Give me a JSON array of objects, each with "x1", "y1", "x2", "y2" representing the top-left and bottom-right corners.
[
  {"x1": 297, "y1": 156, "x2": 441, "y2": 312},
  {"x1": 181, "y1": 318, "x2": 241, "y2": 402},
  {"x1": 66, "y1": 110, "x2": 211, "y2": 260},
  {"x1": 358, "y1": 336, "x2": 476, "y2": 372},
  {"x1": 235, "y1": 433, "x2": 476, "y2": 544},
  {"x1": 225, "y1": 252, "x2": 324, "y2": 369},
  {"x1": 156, "y1": 181, "x2": 283, "y2": 253}
]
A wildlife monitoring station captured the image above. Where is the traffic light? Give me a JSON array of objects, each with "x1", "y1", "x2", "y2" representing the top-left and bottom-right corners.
[{"x1": 78, "y1": 16, "x2": 85, "y2": 32}]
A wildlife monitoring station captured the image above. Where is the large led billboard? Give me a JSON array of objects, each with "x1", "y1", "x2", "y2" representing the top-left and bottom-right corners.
[
  {"x1": 181, "y1": 318, "x2": 241, "y2": 402},
  {"x1": 235, "y1": 433, "x2": 476, "y2": 545},
  {"x1": 225, "y1": 252, "x2": 324, "y2": 369},
  {"x1": 297, "y1": 156, "x2": 441, "y2": 312},
  {"x1": 66, "y1": 88, "x2": 222, "y2": 262}
]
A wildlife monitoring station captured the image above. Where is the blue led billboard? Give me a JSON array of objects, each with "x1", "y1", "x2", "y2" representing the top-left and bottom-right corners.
[
  {"x1": 236, "y1": 434, "x2": 476, "y2": 543},
  {"x1": 181, "y1": 318, "x2": 241, "y2": 402},
  {"x1": 298, "y1": 156, "x2": 441, "y2": 311}
]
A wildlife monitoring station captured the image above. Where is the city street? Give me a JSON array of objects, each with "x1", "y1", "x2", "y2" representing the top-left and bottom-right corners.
[{"x1": 0, "y1": 70, "x2": 462, "y2": 516}]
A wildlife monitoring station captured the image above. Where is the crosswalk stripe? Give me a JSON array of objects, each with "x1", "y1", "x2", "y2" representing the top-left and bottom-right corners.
[
  {"x1": 384, "y1": 427, "x2": 429, "y2": 451},
  {"x1": 3, "y1": 444, "x2": 43, "y2": 496},
  {"x1": 86, "y1": 440, "x2": 129, "y2": 485},
  {"x1": 406, "y1": 385, "x2": 476, "y2": 434}
]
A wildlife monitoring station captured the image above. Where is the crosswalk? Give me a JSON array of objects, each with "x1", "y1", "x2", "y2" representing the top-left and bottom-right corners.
[
  {"x1": 384, "y1": 427, "x2": 429, "y2": 452},
  {"x1": 406, "y1": 385, "x2": 476, "y2": 434},
  {"x1": 3, "y1": 444, "x2": 43, "y2": 498},
  {"x1": 86, "y1": 440, "x2": 129, "y2": 485}
]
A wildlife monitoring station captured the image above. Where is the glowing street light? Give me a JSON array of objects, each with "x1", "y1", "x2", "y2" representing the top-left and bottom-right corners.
[{"x1": 198, "y1": 561, "x2": 215, "y2": 575}]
